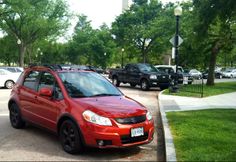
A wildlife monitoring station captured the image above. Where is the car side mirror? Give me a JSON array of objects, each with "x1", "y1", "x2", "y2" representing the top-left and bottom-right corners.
[{"x1": 39, "y1": 87, "x2": 53, "y2": 97}]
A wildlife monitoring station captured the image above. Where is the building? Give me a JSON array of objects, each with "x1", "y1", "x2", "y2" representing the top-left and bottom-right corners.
[{"x1": 122, "y1": 0, "x2": 130, "y2": 11}]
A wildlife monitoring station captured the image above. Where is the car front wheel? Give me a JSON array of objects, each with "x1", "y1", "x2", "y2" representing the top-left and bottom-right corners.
[
  {"x1": 9, "y1": 103, "x2": 25, "y2": 129},
  {"x1": 59, "y1": 120, "x2": 83, "y2": 154},
  {"x1": 112, "y1": 76, "x2": 120, "y2": 87},
  {"x1": 140, "y1": 79, "x2": 150, "y2": 91}
]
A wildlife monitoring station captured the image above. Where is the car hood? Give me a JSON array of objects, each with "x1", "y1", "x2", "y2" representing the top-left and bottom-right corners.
[
  {"x1": 72, "y1": 96, "x2": 147, "y2": 118},
  {"x1": 143, "y1": 71, "x2": 169, "y2": 76}
]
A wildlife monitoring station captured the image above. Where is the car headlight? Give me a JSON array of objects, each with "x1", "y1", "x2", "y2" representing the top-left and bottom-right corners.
[
  {"x1": 146, "y1": 111, "x2": 152, "y2": 121},
  {"x1": 82, "y1": 110, "x2": 112, "y2": 126},
  {"x1": 150, "y1": 75, "x2": 157, "y2": 80}
]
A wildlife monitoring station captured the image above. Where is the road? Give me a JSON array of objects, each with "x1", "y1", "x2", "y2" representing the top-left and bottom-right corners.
[{"x1": 0, "y1": 85, "x2": 163, "y2": 161}]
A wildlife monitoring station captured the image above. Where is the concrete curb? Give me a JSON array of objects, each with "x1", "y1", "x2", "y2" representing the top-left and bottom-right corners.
[{"x1": 158, "y1": 91, "x2": 177, "y2": 162}]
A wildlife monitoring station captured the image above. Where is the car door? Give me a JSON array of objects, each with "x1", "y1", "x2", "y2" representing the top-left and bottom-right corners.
[
  {"x1": 19, "y1": 70, "x2": 41, "y2": 122},
  {"x1": 120, "y1": 65, "x2": 130, "y2": 82},
  {"x1": 233, "y1": 70, "x2": 236, "y2": 77},
  {"x1": 35, "y1": 72, "x2": 64, "y2": 131},
  {"x1": 0, "y1": 69, "x2": 8, "y2": 87},
  {"x1": 129, "y1": 65, "x2": 141, "y2": 84}
]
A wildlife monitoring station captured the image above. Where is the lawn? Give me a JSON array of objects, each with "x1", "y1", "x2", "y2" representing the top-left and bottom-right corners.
[
  {"x1": 163, "y1": 81, "x2": 236, "y2": 97},
  {"x1": 166, "y1": 109, "x2": 236, "y2": 161}
]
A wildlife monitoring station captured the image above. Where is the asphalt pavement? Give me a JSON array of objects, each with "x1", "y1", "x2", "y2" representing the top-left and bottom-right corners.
[{"x1": 0, "y1": 85, "x2": 163, "y2": 161}]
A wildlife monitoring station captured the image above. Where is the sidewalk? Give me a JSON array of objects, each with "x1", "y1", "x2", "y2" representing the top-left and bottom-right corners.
[{"x1": 158, "y1": 92, "x2": 236, "y2": 162}]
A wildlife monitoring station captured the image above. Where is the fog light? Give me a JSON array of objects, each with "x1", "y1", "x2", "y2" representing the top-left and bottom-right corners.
[{"x1": 97, "y1": 140, "x2": 104, "y2": 146}]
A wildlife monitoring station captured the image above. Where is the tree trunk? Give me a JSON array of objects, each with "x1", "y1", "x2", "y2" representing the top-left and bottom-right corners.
[
  {"x1": 142, "y1": 50, "x2": 147, "y2": 63},
  {"x1": 27, "y1": 47, "x2": 32, "y2": 64},
  {"x1": 206, "y1": 42, "x2": 220, "y2": 86},
  {"x1": 19, "y1": 44, "x2": 26, "y2": 67}
]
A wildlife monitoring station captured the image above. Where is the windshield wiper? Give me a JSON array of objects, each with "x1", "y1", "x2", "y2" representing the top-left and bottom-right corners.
[{"x1": 89, "y1": 93, "x2": 121, "y2": 97}]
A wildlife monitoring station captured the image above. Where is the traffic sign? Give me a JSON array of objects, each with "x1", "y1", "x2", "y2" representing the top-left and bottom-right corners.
[{"x1": 169, "y1": 36, "x2": 183, "y2": 46}]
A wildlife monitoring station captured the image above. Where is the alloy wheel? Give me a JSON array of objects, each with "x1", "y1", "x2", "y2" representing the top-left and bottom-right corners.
[
  {"x1": 60, "y1": 120, "x2": 83, "y2": 154},
  {"x1": 5, "y1": 80, "x2": 14, "y2": 89},
  {"x1": 9, "y1": 103, "x2": 25, "y2": 128}
]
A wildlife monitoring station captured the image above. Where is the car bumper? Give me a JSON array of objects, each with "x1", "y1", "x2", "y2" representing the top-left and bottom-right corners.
[
  {"x1": 81, "y1": 119, "x2": 155, "y2": 148},
  {"x1": 149, "y1": 80, "x2": 170, "y2": 87}
]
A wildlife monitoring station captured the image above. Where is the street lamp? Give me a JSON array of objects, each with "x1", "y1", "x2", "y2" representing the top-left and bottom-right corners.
[
  {"x1": 104, "y1": 52, "x2": 107, "y2": 68},
  {"x1": 173, "y1": 6, "x2": 182, "y2": 92},
  {"x1": 121, "y1": 48, "x2": 124, "y2": 68},
  {"x1": 17, "y1": 39, "x2": 21, "y2": 45}
]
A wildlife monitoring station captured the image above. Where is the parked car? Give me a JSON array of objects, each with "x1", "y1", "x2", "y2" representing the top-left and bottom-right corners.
[
  {"x1": 185, "y1": 69, "x2": 202, "y2": 79},
  {"x1": 202, "y1": 70, "x2": 223, "y2": 79},
  {"x1": 8, "y1": 65, "x2": 154, "y2": 154},
  {"x1": 109, "y1": 63, "x2": 170, "y2": 90},
  {"x1": 88, "y1": 66, "x2": 104, "y2": 74},
  {"x1": 62, "y1": 65, "x2": 105, "y2": 74},
  {"x1": 0, "y1": 66, "x2": 23, "y2": 73},
  {"x1": 155, "y1": 65, "x2": 193, "y2": 84},
  {"x1": 222, "y1": 69, "x2": 236, "y2": 78},
  {"x1": 0, "y1": 69, "x2": 21, "y2": 89}
]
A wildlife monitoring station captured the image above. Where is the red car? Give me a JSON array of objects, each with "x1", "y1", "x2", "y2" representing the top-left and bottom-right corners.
[{"x1": 8, "y1": 65, "x2": 154, "y2": 154}]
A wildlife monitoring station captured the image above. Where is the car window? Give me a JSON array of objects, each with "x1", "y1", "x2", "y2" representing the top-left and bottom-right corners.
[
  {"x1": 23, "y1": 71, "x2": 40, "y2": 91},
  {"x1": 59, "y1": 72, "x2": 122, "y2": 98},
  {"x1": 6, "y1": 68, "x2": 16, "y2": 72},
  {"x1": 38, "y1": 72, "x2": 54, "y2": 91},
  {"x1": 0, "y1": 69, "x2": 7, "y2": 75},
  {"x1": 16, "y1": 68, "x2": 22, "y2": 72},
  {"x1": 138, "y1": 64, "x2": 157, "y2": 72},
  {"x1": 54, "y1": 82, "x2": 63, "y2": 100}
]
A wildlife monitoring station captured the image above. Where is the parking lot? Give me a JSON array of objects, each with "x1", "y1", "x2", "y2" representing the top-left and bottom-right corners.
[{"x1": 0, "y1": 85, "x2": 163, "y2": 161}]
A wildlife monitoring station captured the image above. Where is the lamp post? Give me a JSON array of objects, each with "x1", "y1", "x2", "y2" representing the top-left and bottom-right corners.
[
  {"x1": 121, "y1": 48, "x2": 124, "y2": 68},
  {"x1": 17, "y1": 39, "x2": 22, "y2": 66},
  {"x1": 173, "y1": 6, "x2": 182, "y2": 91},
  {"x1": 104, "y1": 52, "x2": 107, "y2": 68}
]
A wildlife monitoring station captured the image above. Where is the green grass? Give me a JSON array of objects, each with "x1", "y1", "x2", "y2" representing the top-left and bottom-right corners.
[
  {"x1": 163, "y1": 81, "x2": 236, "y2": 97},
  {"x1": 166, "y1": 109, "x2": 236, "y2": 161}
]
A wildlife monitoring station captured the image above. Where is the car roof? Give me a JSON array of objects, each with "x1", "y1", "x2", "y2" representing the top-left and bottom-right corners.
[{"x1": 26, "y1": 65, "x2": 94, "y2": 73}]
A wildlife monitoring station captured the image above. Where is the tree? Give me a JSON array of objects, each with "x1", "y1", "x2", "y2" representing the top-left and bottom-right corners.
[
  {"x1": 0, "y1": 36, "x2": 18, "y2": 65},
  {"x1": 0, "y1": 0, "x2": 71, "y2": 66},
  {"x1": 193, "y1": 0, "x2": 236, "y2": 85},
  {"x1": 112, "y1": 0, "x2": 175, "y2": 63},
  {"x1": 68, "y1": 15, "x2": 116, "y2": 68}
]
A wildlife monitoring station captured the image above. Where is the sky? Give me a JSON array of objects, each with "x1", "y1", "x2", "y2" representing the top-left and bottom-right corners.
[
  {"x1": 63, "y1": 0, "x2": 181, "y2": 41},
  {"x1": 67, "y1": 0, "x2": 180, "y2": 29}
]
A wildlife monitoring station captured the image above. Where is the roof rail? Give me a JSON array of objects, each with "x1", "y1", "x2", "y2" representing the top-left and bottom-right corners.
[{"x1": 28, "y1": 64, "x2": 62, "y2": 71}]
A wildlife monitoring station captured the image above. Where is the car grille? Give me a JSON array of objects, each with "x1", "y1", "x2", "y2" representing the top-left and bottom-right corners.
[
  {"x1": 120, "y1": 132, "x2": 148, "y2": 144},
  {"x1": 115, "y1": 115, "x2": 146, "y2": 124}
]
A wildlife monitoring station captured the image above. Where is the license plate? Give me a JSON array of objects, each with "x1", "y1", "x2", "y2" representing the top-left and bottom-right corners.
[{"x1": 131, "y1": 127, "x2": 144, "y2": 137}]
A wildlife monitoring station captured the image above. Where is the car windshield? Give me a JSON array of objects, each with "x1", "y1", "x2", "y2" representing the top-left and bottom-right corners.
[
  {"x1": 58, "y1": 72, "x2": 122, "y2": 98},
  {"x1": 138, "y1": 64, "x2": 157, "y2": 72}
]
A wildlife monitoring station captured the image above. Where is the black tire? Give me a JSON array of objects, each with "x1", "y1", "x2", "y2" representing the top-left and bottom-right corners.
[
  {"x1": 59, "y1": 120, "x2": 83, "y2": 154},
  {"x1": 5, "y1": 80, "x2": 14, "y2": 89},
  {"x1": 112, "y1": 76, "x2": 120, "y2": 87},
  {"x1": 140, "y1": 79, "x2": 150, "y2": 91},
  {"x1": 130, "y1": 83, "x2": 136, "y2": 87},
  {"x1": 9, "y1": 103, "x2": 25, "y2": 129}
]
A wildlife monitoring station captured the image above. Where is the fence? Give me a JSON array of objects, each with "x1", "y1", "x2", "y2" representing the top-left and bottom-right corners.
[{"x1": 169, "y1": 78, "x2": 204, "y2": 98}]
